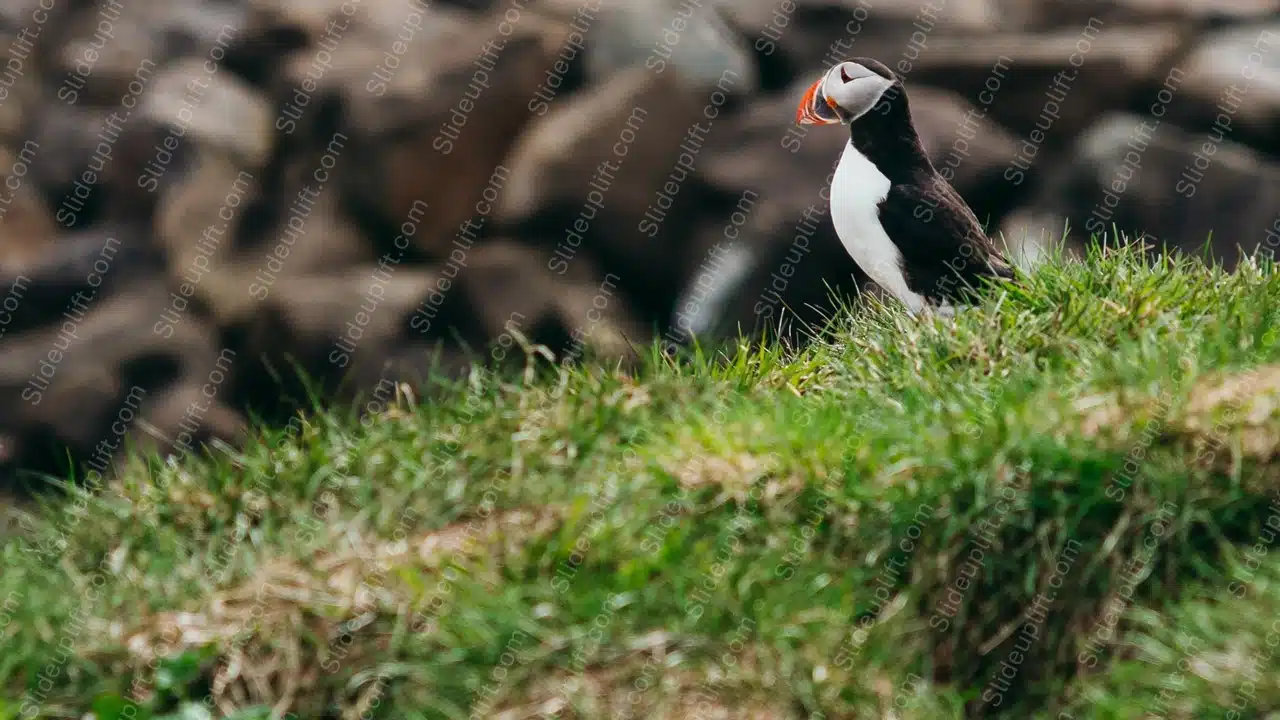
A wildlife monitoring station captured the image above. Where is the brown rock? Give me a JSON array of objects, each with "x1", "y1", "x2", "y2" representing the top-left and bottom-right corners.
[
  {"x1": 246, "y1": 0, "x2": 349, "y2": 37},
  {"x1": 49, "y1": 4, "x2": 164, "y2": 108},
  {"x1": 132, "y1": 0, "x2": 248, "y2": 61},
  {"x1": 21, "y1": 102, "x2": 123, "y2": 227},
  {"x1": 259, "y1": 5, "x2": 563, "y2": 259},
  {"x1": 132, "y1": 380, "x2": 248, "y2": 461},
  {"x1": 344, "y1": 13, "x2": 566, "y2": 258},
  {"x1": 246, "y1": 0, "x2": 458, "y2": 41},
  {"x1": 154, "y1": 146, "x2": 258, "y2": 276},
  {"x1": 343, "y1": 344, "x2": 475, "y2": 402},
  {"x1": 1013, "y1": 0, "x2": 1280, "y2": 29},
  {"x1": 698, "y1": 79, "x2": 847, "y2": 256},
  {"x1": 0, "y1": 0, "x2": 74, "y2": 44},
  {"x1": 453, "y1": 240, "x2": 647, "y2": 363},
  {"x1": 238, "y1": 264, "x2": 446, "y2": 390},
  {"x1": 726, "y1": 0, "x2": 1002, "y2": 38},
  {"x1": 721, "y1": 0, "x2": 1005, "y2": 93},
  {"x1": 499, "y1": 65, "x2": 707, "y2": 309},
  {"x1": 1174, "y1": 22, "x2": 1280, "y2": 154},
  {"x1": 905, "y1": 23, "x2": 1186, "y2": 150},
  {"x1": 157, "y1": 142, "x2": 376, "y2": 329},
  {"x1": 244, "y1": 181, "x2": 373, "y2": 286},
  {"x1": 0, "y1": 226, "x2": 164, "y2": 336},
  {"x1": 139, "y1": 58, "x2": 277, "y2": 169},
  {"x1": 999, "y1": 112, "x2": 1280, "y2": 268},
  {"x1": 565, "y1": 0, "x2": 757, "y2": 93},
  {"x1": 0, "y1": 31, "x2": 40, "y2": 144},
  {"x1": 500, "y1": 65, "x2": 703, "y2": 220},
  {"x1": 501, "y1": 65, "x2": 719, "y2": 325},
  {"x1": 0, "y1": 142, "x2": 57, "y2": 273},
  {"x1": 52, "y1": 0, "x2": 250, "y2": 78},
  {"x1": 241, "y1": 0, "x2": 473, "y2": 97},
  {"x1": 0, "y1": 285, "x2": 226, "y2": 481}
]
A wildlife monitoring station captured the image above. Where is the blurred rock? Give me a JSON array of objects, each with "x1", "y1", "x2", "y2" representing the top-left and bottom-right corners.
[
  {"x1": 452, "y1": 240, "x2": 646, "y2": 363},
  {"x1": 0, "y1": 284, "x2": 226, "y2": 479},
  {"x1": 151, "y1": 144, "x2": 268, "y2": 327},
  {"x1": 140, "y1": 0, "x2": 249, "y2": 61},
  {"x1": 0, "y1": 0, "x2": 73, "y2": 40},
  {"x1": 1001, "y1": 112, "x2": 1280, "y2": 268},
  {"x1": 499, "y1": 65, "x2": 707, "y2": 322},
  {"x1": 134, "y1": 380, "x2": 248, "y2": 459},
  {"x1": 572, "y1": 0, "x2": 757, "y2": 94},
  {"x1": 905, "y1": 24, "x2": 1185, "y2": 150},
  {"x1": 1015, "y1": 0, "x2": 1280, "y2": 29},
  {"x1": 238, "y1": 161, "x2": 373, "y2": 281},
  {"x1": 246, "y1": 0, "x2": 359, "y2": 38},
  {"x1": 21, "y1": 103, "x2": 119, "y2": 222},
  {"x1": 325, "y1": 13, "x2": 568, "y2": 258},
  {"x1": 0, "y1": 226, "x2": 163, "y2": 336},
  {"x1": 698, "y1": 78, "x2": 848, "y2": 255},
  {"x1": 1175, "y1": 22, "x2": 1280, "y2": 153},
  {"x1": 50, "y1": 6, "x2": 163, "y2": 108},
  {"x1": 0, "y1": 32, "x2": 39, "y2": 143},
  {"x1": 997, "y1": 207, "x2": 1070, "y2": 270},
  {"x1": 49, "y1": 0, "x2": 249, "y2": 107},
  {"x1": 0, "y1": 143, "x2": 57, "y2": 272},
  {"x1": 140, "y1": 58, "x2": 276, "y2": 168},
  {"x1": 721, "y1": 0, "x2": 1004, "y2": 93},
  {"x1": 238, "y1": 263, "x2": 448, "y2": 384}
]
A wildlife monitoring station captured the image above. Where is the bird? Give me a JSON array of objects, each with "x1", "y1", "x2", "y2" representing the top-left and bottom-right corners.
[{"x1": 795, "y1": 57, "x2": 1013, "y2": 315}]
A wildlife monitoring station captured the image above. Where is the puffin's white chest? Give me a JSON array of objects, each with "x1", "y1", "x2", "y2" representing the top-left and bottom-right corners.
[{"x1": 829, "y1": 141, "x2": 928, "y2": 313}]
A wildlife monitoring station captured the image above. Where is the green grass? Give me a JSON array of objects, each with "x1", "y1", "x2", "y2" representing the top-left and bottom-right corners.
[{"x1": 3, "y1": 246, "x2": 1280, "y2": 719}]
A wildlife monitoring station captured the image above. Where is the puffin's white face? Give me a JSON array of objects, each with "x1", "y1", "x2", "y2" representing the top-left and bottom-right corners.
[{"x1": 795, "y1": 61, "x2": 897, "y2": 125}]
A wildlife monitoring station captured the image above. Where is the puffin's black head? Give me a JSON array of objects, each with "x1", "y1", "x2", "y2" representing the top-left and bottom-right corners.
[{"x1": 795, "y1": 58, "x2": 902, "y2": 126}]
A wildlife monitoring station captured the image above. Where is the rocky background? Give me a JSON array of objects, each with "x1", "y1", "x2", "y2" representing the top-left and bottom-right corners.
[{"x1": 0, "y1": 0, "x2": 1277, "y2": 487}]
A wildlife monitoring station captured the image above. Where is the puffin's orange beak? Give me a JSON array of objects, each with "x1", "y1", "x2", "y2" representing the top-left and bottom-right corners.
[{"x1": 796, "y1": 77, "x2": 841, "y2": 125}]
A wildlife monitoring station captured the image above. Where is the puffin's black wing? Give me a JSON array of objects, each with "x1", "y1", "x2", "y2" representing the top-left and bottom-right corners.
[{"x1": 877, "y1": 176, "x2": 1014, "y2": 303}]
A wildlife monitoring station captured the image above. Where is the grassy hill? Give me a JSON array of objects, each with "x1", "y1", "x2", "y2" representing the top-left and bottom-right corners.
[{"x1": 3, "y1": 246, "x2": 1280, "y2": 719}]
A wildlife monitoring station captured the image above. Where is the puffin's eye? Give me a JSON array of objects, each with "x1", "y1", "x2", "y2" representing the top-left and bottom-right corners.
[{"x1": 840, "y1": 66, "x2": 853, "y2": 83}]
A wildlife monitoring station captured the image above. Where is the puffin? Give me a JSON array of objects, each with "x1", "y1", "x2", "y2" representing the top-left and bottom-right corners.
[{"x1": 795, "y1": 58, "x2": 1013, "y2": 314}]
